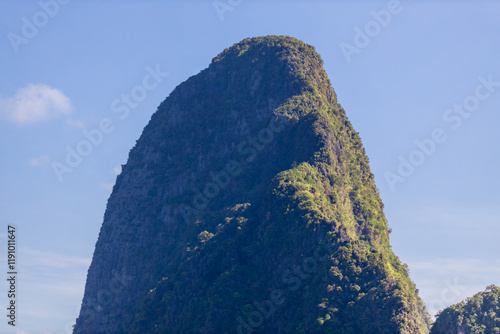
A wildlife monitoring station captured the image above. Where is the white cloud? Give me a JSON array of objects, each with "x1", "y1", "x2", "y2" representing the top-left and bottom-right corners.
[
  {"x1": 101, "y1": 167, "x2": 121, "y2": 192},
  {"x1": 0, "y1": 83, "x2": 73, "y2": 125},
  {"x1": 16, "y1": 330, "x2": 31, "y2": 334},
  {"x1": 113, "y1": 165, "x2": 122, "y2": 175},
  {"x1": 29, "y1": 155, "x2": 51, "y2": 167}
]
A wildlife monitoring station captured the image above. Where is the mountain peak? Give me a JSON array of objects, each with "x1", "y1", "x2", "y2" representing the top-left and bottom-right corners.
[
  {"x1": 209, "y1": 35, "x2": 336, "y2": 103},
  {"x1": 212, "y1": 35, "x2": 318, "y2": 67},
  {"x1": 74, "y1": 36, "x2": 430, "y2": 333}
]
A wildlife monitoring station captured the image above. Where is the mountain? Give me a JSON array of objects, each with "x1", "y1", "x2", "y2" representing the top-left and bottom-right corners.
[
  {"x1": 431, "y1": 285, "x2": 500, "y2": 334},
  {"x1": 74, "y1": 35, "x2": 431, "y2": 333}
]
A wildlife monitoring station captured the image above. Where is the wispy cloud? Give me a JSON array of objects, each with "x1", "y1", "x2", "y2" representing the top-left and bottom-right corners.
[
  {"x1": 12, "y1": 247, "x2": 90, "y2": 301},
  {"x1": 20, "y1": 247, "x2": 91, "y2": 270},
  {"x1": 65, "y1": 118, "x2": 86, "y2": 129},
  {"x1": 29, "y1": 155, "x2": 51, "y2": 167},
  {"x1": 408, "y1": 257, "x2": 500, "y2": 317},
  {"x1": 8, "y1": 247, "x2": 88, "y2": 333},
  {"x1": 410, "y1": 258, "x2": 500, "y2": 278},
  {"x1": 101, "y1": 167, "x2": 121, "y2": 192},
  {"x1": 0, "y1": 83, "x2": 73, "y2": 125},
  {"x1": 414, "y1": 206, "x2": 500, "y2": 229},
  {"x1": 394, "y1": 205, "x2": 500, "y2": 239},
  {"x1": 113, "y1": 165, "x2": 122, "y2": 175},
  {"x1": 101, "y1": 182, "x2": 114, "y2": 191}
]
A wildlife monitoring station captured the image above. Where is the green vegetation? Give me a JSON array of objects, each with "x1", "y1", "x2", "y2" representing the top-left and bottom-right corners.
[
  {"x1": 431, "y1": 285, "x2": 500, "y2": 334},
  {"x1": 75, "y1": 36, "x2": 432, "y2": 333}
]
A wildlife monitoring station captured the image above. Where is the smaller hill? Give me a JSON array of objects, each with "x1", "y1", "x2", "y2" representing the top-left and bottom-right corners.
[{"x1": 431, "y1": 285, "x2": 500, "y2": 334}]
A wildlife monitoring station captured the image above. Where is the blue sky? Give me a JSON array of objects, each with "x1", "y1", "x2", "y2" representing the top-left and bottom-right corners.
[{"x1": 0, "y1": 1, "x2": 499, "y2": 333}]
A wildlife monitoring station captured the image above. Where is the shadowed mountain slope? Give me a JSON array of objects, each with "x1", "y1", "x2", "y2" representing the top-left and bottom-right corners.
[{"x1": 74, "y1": 35, "x2": 431, "y2": 334}]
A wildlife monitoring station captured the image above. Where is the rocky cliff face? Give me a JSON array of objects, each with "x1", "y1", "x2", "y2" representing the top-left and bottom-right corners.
[{"x1": 74, "y1": 36, "x2": 431, "y2": 333}]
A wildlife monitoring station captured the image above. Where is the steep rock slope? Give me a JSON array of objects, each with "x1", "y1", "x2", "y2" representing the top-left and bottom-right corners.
[{"x1": 74, "y1": 36, "x2": 431, "y2": 333}]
